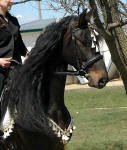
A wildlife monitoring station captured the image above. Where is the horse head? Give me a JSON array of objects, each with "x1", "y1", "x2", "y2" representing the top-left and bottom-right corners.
[{"x1": 62, "y1": 9, "x2": 108, "y2": 89}]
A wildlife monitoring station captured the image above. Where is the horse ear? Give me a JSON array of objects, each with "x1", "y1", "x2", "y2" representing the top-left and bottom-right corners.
[
  {"x1": 78, "y1": 8, "x2": 94, "y2": 28},
  {"x1": 78, "y1": 9, "x2": 87, "y2": 27}
]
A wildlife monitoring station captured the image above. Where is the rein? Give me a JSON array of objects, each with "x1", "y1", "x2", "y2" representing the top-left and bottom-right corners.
[{"x1": 54, "y1": 23, "x2": 103, "y2": 77}]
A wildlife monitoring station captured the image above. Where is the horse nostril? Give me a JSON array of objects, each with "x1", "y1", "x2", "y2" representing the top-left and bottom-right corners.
[{"x1": 98, "y1": 78, "x2": 107, "y2": 88}]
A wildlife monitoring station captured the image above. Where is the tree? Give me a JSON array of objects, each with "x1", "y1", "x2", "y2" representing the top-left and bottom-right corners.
[
  {"x1": 48, "y1": 0, "x2": 127, "y2": 93},
  {"x1": 88, "y1": 0, "x2": 127, "y2": 93}
]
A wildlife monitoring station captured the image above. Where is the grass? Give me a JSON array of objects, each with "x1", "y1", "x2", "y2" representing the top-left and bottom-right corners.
[{"x1": 64, "y1": 86, "x2": 127, "y2": 150}]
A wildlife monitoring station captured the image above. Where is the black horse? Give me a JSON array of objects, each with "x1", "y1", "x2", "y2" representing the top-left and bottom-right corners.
[{"x1": 0, "y1": 10, "x2": 108, "y2": 150}]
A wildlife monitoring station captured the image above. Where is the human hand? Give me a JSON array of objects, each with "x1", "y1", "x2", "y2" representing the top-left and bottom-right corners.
[{"x1": 0, "y1": 57, "x2": 12, "y2": 68}]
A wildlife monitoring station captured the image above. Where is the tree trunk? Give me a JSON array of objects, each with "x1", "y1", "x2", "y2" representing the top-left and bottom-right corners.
[
  {"x1": 106, "y1": 0, "x2": 127, "y2": 92},
  {"x1": 104, "y1": 31, "x2": 127, "y2": 92},
  {"x1": 89, "y1": 0, "x2": 127, "y2": 93}
]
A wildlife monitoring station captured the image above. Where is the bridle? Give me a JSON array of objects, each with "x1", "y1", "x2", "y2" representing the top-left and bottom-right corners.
[{"x1": 54, "y1": 22, "x2": 103, "y2": 77}]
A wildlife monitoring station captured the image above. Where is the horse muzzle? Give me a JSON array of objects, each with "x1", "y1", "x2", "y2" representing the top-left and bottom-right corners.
[{"x1": 88, "y1": 76, "x2": 108, "y2": 89}]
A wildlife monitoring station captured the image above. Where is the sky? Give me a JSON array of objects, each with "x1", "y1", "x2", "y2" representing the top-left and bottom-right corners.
[
  {"x1": 10, "y1": 0, "x2": 127, "y2": 25},
  {"x1": 10, "y1": 1, "x2": 65, "y2": 25}
]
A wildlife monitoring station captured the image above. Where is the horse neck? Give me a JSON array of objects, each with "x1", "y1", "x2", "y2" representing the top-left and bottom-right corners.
[{"x1": 45, "y1": 64, "x2": 67, "y2": 112}]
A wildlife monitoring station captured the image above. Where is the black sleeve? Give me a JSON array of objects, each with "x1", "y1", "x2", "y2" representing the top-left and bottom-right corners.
[
  {"x1": 17, "y1": 29, "x2": 28, "y2": 56},
  {"x1": 13, "y1": 16, "x2": 28, "y2": 56}
]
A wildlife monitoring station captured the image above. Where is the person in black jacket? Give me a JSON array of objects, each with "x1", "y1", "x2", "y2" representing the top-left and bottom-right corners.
[{"x1": 0, "y1": 0, "x2": 27, "y2": 137}]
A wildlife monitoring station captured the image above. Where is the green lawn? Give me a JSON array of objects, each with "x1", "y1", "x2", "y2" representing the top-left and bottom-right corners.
[{"x1": 64, "y1": 86, "x2": 127, "y2": 150}]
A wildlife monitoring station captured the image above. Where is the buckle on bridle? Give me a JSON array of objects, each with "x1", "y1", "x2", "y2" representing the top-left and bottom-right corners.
[{"x1": 78, "y1": 69, "x2": 86, "y2": 76}]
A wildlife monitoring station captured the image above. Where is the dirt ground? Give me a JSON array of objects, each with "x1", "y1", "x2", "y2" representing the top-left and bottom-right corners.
[{"x1": 65, "y1": 79, "x2": 123, "y2": 90}]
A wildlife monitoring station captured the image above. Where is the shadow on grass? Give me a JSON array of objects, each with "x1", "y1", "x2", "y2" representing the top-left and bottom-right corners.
[{"x1": 76, "y1": 141, "x2": 126, "y2": 150}]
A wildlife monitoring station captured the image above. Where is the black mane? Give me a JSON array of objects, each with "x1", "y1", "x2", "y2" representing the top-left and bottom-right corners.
[{"x1": 3, "y1": 16, "x2": 75, "y2": 136}]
